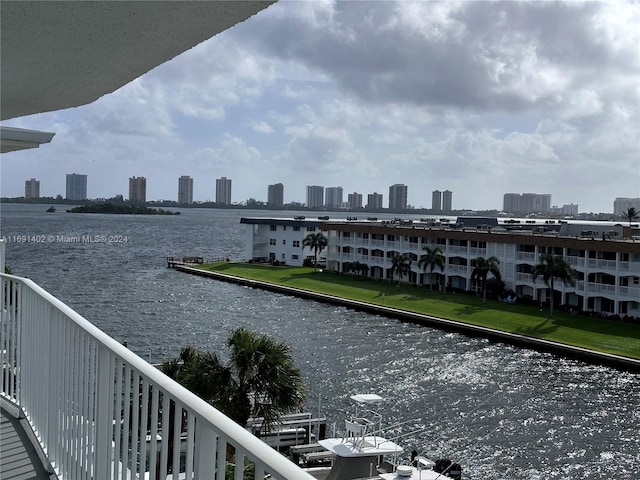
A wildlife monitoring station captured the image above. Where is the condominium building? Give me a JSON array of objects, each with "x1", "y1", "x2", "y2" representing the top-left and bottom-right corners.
[
  {"x1": 178, "y1": 175, "x2": 194, "y2": 204},
  {"x1": 216, "y1": 177, "x2": 232, "y2": 205},
  {"x1": 432, "y1": 190, "x2": 442, "y2": 212},
  {"x1": 241, "y1": 216, "x2": 639, "y2": 317},
  {"x1": 388, "y1": 184, "x2": 408, "y2": 210},
  {"x1": 325, "y1": 186, "x2": 343, "y2": 208},
  {"x1": 267, "y1": 183, "x2": 284, "y2": 207},
  {"x1": 306, "y1": 185, "x2": 324, "y2": 209},
  {"x1": 65, "y1": 173, "x2": 87, "y2": 200},
  {"x1": 443, "y1": 190, "x2": 453, "y2": 213},
  {"x1": 24, "y1": 178, "x2": 40, "y2": 199},
  {"x1": 366, "y1": 192, "x2": 384, "y2": 210},
  {"x1": 348, "y1": 192, "x2": 363, "y2": 210},
  {"x1": 240, "y1": 217, "x2": 330, "y2": 266},
  {"x1": 129, "y1": 176, "x2": 146, "y2": 203},
  {"x1": 323, "y1": 218, "x2": 639, "y2": 318},
  {"x1": 551, "y1": 204, "x2": 579, "y2": 216},
  {"x1": 614, "y1": 198, "x2": 640, "y2": 216},
  {"x1": 504, "y1": 193, "x2": 551, "y2": 215}
]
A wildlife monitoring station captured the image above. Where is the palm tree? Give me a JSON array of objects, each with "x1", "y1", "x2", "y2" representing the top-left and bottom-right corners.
[
  {"x1": 418, "y1": 246, "x2": 445, "y2": 291},
  {"x1": 390, "y1": 253, "x2": 412, "y2": 286},
  {"x1": 302, "y1": 232, "x2": 328, "y2": 270},
  {"x1": 533, "y1": 253, "x2": 576, "y2": 318},
  {"x1": 175, "y1": 328, "x2": 306, "y2": 430},
  {"x1": 470, "y1": 256, "x2": 501, "y2": 303},
  {"x1": 623, "y1": 207, "x2": 638, "y2": 227}
]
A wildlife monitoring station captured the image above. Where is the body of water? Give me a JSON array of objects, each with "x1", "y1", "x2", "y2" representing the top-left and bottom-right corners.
[{"x1": 1, "y1": 203, "x2": 638, "y2": 479}]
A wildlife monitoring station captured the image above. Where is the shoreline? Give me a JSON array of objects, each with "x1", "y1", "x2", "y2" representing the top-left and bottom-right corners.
[{"x1": 175, "y1": 265, "x2": 640, "y2": 373}]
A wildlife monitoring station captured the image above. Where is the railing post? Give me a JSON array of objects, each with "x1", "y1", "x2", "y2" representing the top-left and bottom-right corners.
[
  {"x1": 94, "y1": 345, "x2": 112, "y2": 478},
  {"x1": 194, "y1": 422, "x2": 217, "y2": 480}
]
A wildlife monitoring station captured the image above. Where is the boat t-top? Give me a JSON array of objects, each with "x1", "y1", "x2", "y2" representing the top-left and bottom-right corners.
[{"x1": 302, "y1": 393, "x2": 461, "y2": 480}]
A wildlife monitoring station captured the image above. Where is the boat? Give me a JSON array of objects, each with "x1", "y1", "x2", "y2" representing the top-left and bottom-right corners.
[
  {"x1": 46, "y1": 205, "x2": 56, "y2": 212},
  {"x1": 297, "y1": 394, "x2": 462, "y2": 480}
]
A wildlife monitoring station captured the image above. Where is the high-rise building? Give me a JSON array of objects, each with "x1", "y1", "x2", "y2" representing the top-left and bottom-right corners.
[
  {"x1": 614, "y1": 197, "x2": 640, "y2": 216},
  {"x1": 348, "y1": 192, "x2": 363, "y2": 210},
  {"x1": 325, "y1": 186, "x2": 343, "y2": 208},
  {"x1": 267, "y1": 183, "x2": 284, "y2": 207},
  {"x1": 503, "y1": 193, "x2": 551, "y2": 215},
  {"x1": 366, "y1": 192, "x2": 383, "y2": 210},
  {"x1": 128, "y1": 176, "x2": 146, "y2": 203},
  {"x1": 24, "y1": 178, "x2": 40, "y2": 199},
  {"x1": 216, "y1": 177, "x2": 232, "y2": 205},
  {"x1": 178, "y1": 176, "x2": 194, "y2": 204},
  {"x1": 65, "y1": 173, "x2": 87, "y2": 200},
  {"x1": 306, "y1": 185, "x2": 324, "y2": 209},
  {"x1": 432, "y1": 190, "x2": 442, "y2": 212},
  {"x1": 550, "y1": 204, "x2": 579, "y2": 216},
  {"x1": 443, "y1": 190, "x2": 453, "y2": 213},
  {"x1": 388, "y1": 184, "x2": 408, "y2": 210}
]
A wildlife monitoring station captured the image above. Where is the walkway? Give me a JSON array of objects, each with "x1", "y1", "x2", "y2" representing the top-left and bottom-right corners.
[{"x1": 0, "y1": 406, "x2": 52, "y2": 480}]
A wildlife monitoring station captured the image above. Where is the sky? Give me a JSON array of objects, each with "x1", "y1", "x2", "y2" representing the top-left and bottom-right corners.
[{"x1": 2, "y1": 0, "x2": 639, "y2": 213}]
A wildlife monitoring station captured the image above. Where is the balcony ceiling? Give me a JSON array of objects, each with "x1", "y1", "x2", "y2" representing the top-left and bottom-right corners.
[{"x1": 1, "y1": 0, "x2": 275, "y2": 122}]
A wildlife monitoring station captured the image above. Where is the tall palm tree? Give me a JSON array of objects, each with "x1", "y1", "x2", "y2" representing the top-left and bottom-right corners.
[
  {"x1": 623, "y1": 207, "x2": 638, "y2": 227},
  {"x1": 390, "y1": 253, "x2": 412, "y2": 286},
  {"x1": 418, "y1": 246, "x2": 445, "y2": 291},
  {"x1": 533, "y1": 253, "x2": 576, "y2": 318},
  {"x1": 302, "y1": 232, "x2": 328, "y2": 270},
  {"x1": 470, "y1": 256, "x2": 501, "y2": 303},
  {"x1": 165, "y1": 328, "x2": 306, "y2": 430}
]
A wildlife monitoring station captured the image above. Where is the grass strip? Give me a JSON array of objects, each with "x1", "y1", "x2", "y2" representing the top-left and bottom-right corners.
[{"x1": 196, "y1": 262, "x2": 640, "y2": 360}]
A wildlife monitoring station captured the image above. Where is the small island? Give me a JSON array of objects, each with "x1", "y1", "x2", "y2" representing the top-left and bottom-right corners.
[{"x1": 67, "y1": 203, "x2": 180, "y2": 215}]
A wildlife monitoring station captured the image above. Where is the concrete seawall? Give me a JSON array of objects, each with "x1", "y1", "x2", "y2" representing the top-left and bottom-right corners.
[{"x1": 176, "y1": 265, "x2": 640, "y2": 373}]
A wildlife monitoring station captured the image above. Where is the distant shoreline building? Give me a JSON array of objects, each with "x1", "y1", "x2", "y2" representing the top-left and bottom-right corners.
[
  {"x1": 24, "y1": 178, "x2": 40, "y2": 199},
  {"x1": 551, "y1": 204, "x2": 579, "y2": 216},
  {"x1": 306, "y1": 185, "x2": 324, "y2": 209},
  {"x1": 216, "y1": 177, "x2": 232, "y2": 205},
  {"x1": 325, "y1": 186, "x2": 343, "y2": 208},
  {"x1": 366, "y1": 192, "x2": 383, "y2": 210},
  {"x1": 443, "y1": 190, "x2": 452, "y2": 213},
  {"x1": 348, "y1": 192, "x2": 363, "y2": 209},
  {"x1": 503, "y1": 193, "x2": 551, "y2": 215},
  {"x1": 614, "y1": 198, "x2": 640, "y2": 216},
  {"x1": 129, "y1": 176, "x2": 146, "y2": 204},
  {"x1": 388, "y1": 184, "x2": 408, "y2": 210},
  {"x1": 178, "y1": 176, "x2": 193, "y2": 205},
  {"x1": 65, "y1": 173, "x2": 87, "y2": 200},
  {"x1": 432, "y1": 190, "x2": 442, "y2": 212},
  {"x1": 267, "y1": 183, "x2": 284, "y2": 207}
]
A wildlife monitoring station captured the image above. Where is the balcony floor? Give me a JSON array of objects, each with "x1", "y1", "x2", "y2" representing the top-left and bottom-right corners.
[{"x1": 0, "y1": 407, "x2": 52, "y2": 480}]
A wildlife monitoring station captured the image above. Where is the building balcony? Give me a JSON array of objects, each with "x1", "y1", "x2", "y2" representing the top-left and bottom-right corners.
[
  {"x1": 515, "y1": 252, "x2": 536, "y2": 262},
  {"x1": 588, "y1": 259, "x2": 617, "y2": 271},
  {"x1": 447, "y1": 245, "x2": 467, "y2": 255},
  {"x1": 0, "y1": 273, "x2": 313, "y2": 480},
  {"x1": 447, "y1": 264, "x2": 468, "y2": 275}
]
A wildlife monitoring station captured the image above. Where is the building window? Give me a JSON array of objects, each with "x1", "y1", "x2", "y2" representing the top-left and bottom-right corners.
[
  {"x1": 293, "y1": 240, "x2": 300, "y2": 248},
  {"x1": 292, "y1": 254, "x2": 299, "y2": 260},
  {"x1": 307, "y1": 227, "x2": 315, "y2": 232},
  {"x1": 281, "y1": 253, "x2": 286, "y2": 259},
  {"x1": 269, "y1": 238, "x2": 276, "y2": 245},
  {"x1": 270, "y1": 225, "x2": 277, "y2": 231},
  {"x1": 282, "y1": 239, "x2": 286, "y2": 245},
  {"x1": 293, "y1": 226, "x2": 300, "y2": 231}
]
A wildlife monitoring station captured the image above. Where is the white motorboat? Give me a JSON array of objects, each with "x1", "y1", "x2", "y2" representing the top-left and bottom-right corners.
[{"x1": 300, "y1": 394, "x2": 461, "y2": 480}]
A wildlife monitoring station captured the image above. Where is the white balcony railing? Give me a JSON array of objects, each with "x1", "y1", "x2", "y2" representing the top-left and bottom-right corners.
[{"x1": 0, "y1": 273, "x2": 314, "y2": 480}]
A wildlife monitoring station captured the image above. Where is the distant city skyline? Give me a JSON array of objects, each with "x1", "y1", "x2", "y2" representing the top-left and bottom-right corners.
[{"x1": 3, "y1": 2, "x2": 636, "y2": 213}]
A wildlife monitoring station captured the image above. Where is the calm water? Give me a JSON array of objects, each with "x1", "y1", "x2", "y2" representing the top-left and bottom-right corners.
[{"x1": 1, "y1": 203, "x2": 638, "y2": 479}]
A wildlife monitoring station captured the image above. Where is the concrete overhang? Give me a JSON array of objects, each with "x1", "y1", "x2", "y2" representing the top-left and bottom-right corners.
[
  {"x1": 0, "y1": 126, "x2": 55, "y2": 153},
  {"x1": 0, "y1": 1, "x2": 275, "y2": 121}
]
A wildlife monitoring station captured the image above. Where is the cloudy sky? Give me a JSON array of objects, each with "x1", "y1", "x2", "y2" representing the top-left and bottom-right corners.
[{"x1": 2, "y1": 0, "x2": 639, "y2": 213}]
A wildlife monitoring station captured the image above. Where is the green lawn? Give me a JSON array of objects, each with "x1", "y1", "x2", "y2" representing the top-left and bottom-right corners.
[{"x1": 196, "y1": 262, "x2": 640, "y2": 360}]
